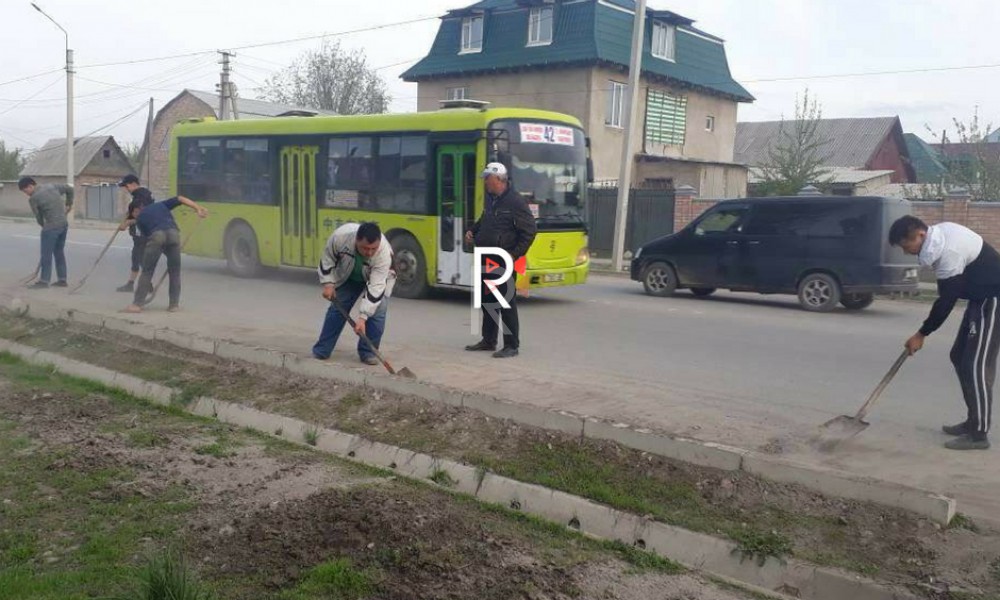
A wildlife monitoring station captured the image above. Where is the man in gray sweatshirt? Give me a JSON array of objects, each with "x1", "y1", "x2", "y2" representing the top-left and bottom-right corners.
[{"x1": 18, "y1": 177, "x2": 74, "y2": 289}]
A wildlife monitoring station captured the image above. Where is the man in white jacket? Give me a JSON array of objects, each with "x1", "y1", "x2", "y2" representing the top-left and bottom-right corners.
[{"x1": 312, "y1": 222, "x2": 396, "y2": 364}]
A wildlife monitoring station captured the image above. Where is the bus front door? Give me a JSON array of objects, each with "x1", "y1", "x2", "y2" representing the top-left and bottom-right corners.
[
  {"x1": 280, "y1": 145, "x2": 319, "y2": 267},
  {"x1": 436, "y1": 146, "x2": 477, "y2": 287}
]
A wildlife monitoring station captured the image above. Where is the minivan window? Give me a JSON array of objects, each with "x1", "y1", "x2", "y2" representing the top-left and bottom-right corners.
[
  {"x1": 743, "y1": 202, "x2": 873, "y2": 237},
  {"x1": 694, "y1": 207, "x2": 748, "y2": 235}
]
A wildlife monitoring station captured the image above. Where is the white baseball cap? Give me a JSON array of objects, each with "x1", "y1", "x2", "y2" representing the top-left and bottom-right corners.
[{"x1": 481, "y1": 162, "x2": 507, "y2": 179}]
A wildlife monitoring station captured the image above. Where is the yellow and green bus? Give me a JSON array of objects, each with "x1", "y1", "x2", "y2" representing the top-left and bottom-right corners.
[{"x1": 168, "y1": 103, "x2": 591, "y2": 298}]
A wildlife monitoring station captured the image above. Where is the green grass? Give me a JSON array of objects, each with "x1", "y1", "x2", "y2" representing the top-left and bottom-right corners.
[
  {"x1": 949, "y1": 513, "x2": 979, "y2": 532},
  {"x1": 428, "y1": 468, "x2": 456, "y2": 488},
  {"x1": 303, "y1": 425, "x2": 320, "y2": 447},
  {"x1": 193, "y1": 443, "x2": 235, "y2": 459},
  {"x1": 278, "y1": 559, "x2": 374, "y2": 600},
  {"x1": 116, "y1": 550, "x2": 216, "y2": 600},
  {"x1": 729, "y1": 528, "x2": 794, "y2": 565}
]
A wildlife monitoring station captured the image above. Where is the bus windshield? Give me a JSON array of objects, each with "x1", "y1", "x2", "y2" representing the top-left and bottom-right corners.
[{"x1": 492, "y1": 120, "x2": 588, "y2": 230}]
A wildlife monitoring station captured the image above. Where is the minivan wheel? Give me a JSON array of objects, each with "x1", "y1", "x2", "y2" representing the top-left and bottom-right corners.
[
  {"x1": 690, "y1": 288, "x2": 715, "y2": 297},
  {"x1": 797, "y1": 273, "x2": 841, "y2": 312},
  {"x1": 841, "y1": 293, "x2": 875, "y2": 311},
  {"x1": 642, "y1": 262, "x2": 677, "y2": 297}
]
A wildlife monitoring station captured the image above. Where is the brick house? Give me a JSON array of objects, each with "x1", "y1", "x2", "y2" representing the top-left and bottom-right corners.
[
  {"x1": 735, "y1": 117, "x2": 917, "y2": 189},
  {"x1": 402, "y1": 0, "x2": 754, "y2": 197},
  {"x1": 17, "y1": 136, "x2": 133, "y2": 218},
  {"x1": 139, "y1": 90, "x2": 336, "y2": 198}
]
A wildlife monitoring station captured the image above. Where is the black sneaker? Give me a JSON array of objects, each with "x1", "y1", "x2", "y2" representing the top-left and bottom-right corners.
[
  {"x1": 27, "y1": 281, "x2": 49, "y2": 289},
  {"x1": 465, "y1": 340, "x2": 497, "y2": 352},
  {"x1": 52, "y1": 280, "x2": 68, "y2": 288},
  {"x1": 943, "y1": 421, "x2": 972, "y2": 436},
  {"x1": 492, "y1": 347, "x2": 519, "y2": 359},
  {"x1": 945, "y1": 434, "x2": 991, "y2": 451},
  {"x1": 116, "y1": 281, "x2": 135, "y2": 292}
]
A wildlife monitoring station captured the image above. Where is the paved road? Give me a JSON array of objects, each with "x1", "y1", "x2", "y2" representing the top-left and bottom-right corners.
[{"x1": 2, "y1": 220, "x2": 996, "y2": 521}]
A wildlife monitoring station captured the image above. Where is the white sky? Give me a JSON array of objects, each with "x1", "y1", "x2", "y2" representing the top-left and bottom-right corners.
[{"x1": 1, "y1": 0, "x2": 998, "y2": 152}]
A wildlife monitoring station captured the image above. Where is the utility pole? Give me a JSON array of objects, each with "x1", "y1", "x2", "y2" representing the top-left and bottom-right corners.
[
  {"x1": 610, "y1": 0, "x2": 646, "y2": 272},
  {"x1": 219, "y1": 51, "x2": 234, "y2": 120},
  {"x1": 31, "y1": 3, "x2": 73, "y2": 191}
]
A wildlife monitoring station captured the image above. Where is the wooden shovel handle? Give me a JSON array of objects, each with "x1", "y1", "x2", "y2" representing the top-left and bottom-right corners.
[{"x1": 855, "y1": 350, "x2": 908, "y2": 420}]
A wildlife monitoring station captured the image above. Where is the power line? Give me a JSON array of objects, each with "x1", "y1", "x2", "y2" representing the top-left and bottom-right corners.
[
  {"x1": 0, "y1": 68, "x2": 63, "y2": 89},
  {"x1": 0, "y1": 74, "x2": 63, "y2": 115},
  {"x1": 77, "y1": 50, "x2": 215, "y2": 70},
  {"x1": 227, "y1": 15, "x2": 440, "y2": 51}
]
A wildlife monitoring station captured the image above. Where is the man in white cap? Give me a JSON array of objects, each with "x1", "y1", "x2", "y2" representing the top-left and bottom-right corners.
[{"x1": 464, "y1": 162, "x2": 537, "y2": 358}]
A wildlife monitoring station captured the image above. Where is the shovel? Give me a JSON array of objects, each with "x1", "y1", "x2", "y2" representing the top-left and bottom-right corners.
[
  {"x1": 70, "y1": 222, "x2": 125, "y2": 294},
  {"x1": 330, "y1": 296, "x2": 416, "y2": 379},
  {"x1": 816, "y1": 349, "x2": 908, "y2": 450},
  {"x1": 19, "y1": 264, "x2": 40, "y2": 286}
]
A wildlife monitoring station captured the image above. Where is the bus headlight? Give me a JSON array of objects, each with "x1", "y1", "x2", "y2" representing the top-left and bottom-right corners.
[{"x1": 576, "y1": 247, "x2": 590, "y2": 265}]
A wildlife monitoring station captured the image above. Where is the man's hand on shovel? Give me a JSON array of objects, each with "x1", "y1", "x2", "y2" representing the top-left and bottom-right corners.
[
  {"x1": 354, "y1": 317, "x2": 367, "y2": 337},
  {"x1": 905, "y1": 332, "x2": 925, "y2": 356}
]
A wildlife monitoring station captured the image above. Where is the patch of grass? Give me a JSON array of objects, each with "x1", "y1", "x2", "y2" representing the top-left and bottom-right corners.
[
  {"x1": 117, "y1": 550, "x2": 216, "y2": 600},
  {"x1": 194, "y1": 443, "x2": 235, "y2": 459},
  {"x1": 598, "y1": 540, "x2": 684, "y2": 574},
  {"x1": 303, "y1": 425, "x2": 320, "y2": 447},
  {"x1": 428, "y1": 468, "x2": 456, "y2": 488},
  {"x1": 279, "y1": 558, "x2": 374, "y2": 600},
  {"x1": 127, "y1": 429, "x2": 166, "y2": 449},
  {"x1": 0, "y1": 531, "x2": 39, "y2": 567},
  {"x1": 337, "y1": 392, "x2": 366, "y2": 413},
  {"x1": 949, "y1": 513, "x2": 979, "y2": 532},
  {"x1": 729, "y1": 528, "x2": 793, "y2": 565}
]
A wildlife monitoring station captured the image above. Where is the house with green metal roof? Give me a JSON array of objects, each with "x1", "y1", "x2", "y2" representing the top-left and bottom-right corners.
[
  {"x1": 402, "y1": 0, "x2": 754, "y2": 197},
  {"x1": 903, "y1": 133, "x2": 947, "y2": 184}
]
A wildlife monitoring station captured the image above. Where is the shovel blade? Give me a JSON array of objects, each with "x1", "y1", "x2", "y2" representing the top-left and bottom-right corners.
[
  {"x1": 813, "y1": 415, "x2": 869, "y2": 452},
  {"x1": 396, "y1": 367, "x2": 417, "y2": 379}
]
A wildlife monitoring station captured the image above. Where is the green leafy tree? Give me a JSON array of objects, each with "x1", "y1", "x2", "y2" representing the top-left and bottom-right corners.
[
  {"x1": 927, "y1": 108, "x2": 1000, "y2": 201},
  {"x1": 0, "y1": 140, "x2": 27, "y2": 180}
]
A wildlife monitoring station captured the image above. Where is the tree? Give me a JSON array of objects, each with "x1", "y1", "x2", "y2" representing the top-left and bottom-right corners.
[
  {"x1": 754, "y1": 89, "x2": 833, "y2": 197},
  {"x1": 259, "y1": 41, "x2": 391, "y2": 115},
  {"x1": 926, "y1": 108, "x2": 1000, "y2": 202},
  {"x1": 121, "y1": 142, "x2": 142, "y2": 172},
  {"x1": 0, "y1": 140, "x2": 27, "y2": 180}
]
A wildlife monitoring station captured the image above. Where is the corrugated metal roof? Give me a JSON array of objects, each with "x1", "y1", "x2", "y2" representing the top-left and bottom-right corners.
[
  {"x1": 735, "y1": 117, "x2": 900, "y2": 167},
  {"x1": 402, "y1": 0, "x2": 752, "y2": 102},
  {"x1": 748, "y1": 167, "x2": 894, "y2": 185},
  {"x1": 21, "y1": 136, "x2": 114, "y2": 177},
  {"x1": 186, "y1": 90, "x2": 338, "y2": 119}
]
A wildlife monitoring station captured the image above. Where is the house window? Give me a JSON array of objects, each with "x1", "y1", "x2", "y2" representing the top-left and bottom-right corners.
[
  {"x1": 528, "y1": 6, "x2": 553, "y2": 46},
  {"x1": 461, "y1": 16, "x2": 484, "y2": 53},
  {"x1": 605, "y1": 81, "x2": 627, "y2": 129},
  {"x1": 705, "y1": 115, "x2": 715, "y2": 132},
  {"x1": 645, "y1": 89, "x2": 687, "y2": 146},
  {"x1": 446, "y1": 87, "x2": 468, "y2": 101},
  {"x1": 651, "y1": 22, "x2": 676, "y2": 61}
]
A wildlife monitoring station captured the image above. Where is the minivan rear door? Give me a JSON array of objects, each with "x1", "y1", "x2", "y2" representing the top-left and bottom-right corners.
[{"x1": 677, "y1": 204, "x2": 750, "y2": 288}]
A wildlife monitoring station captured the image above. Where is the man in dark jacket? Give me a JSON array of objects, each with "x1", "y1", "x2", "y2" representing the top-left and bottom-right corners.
[
  {"x1": 464, "y1": 162, "x2": 537, "y2": 358},
  {"x1": 116, "y1": 174, "x2": 156, "y2": 293}
]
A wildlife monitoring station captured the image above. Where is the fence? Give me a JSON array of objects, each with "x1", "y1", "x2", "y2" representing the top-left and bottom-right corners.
[{"x1": 586, "y1": 187, "x2": 676, "y2": 255}]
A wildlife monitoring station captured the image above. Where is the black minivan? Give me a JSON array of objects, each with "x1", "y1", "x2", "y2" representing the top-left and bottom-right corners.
[{"x1": 630, "y1": 196, "x2": 919, "y2": 311}]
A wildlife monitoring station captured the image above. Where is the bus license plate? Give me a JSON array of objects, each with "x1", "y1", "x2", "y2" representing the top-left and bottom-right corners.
[
  {"x1": 543, "y1": 274, "x2": 565, "y2": 283},
  {"x1": 905, "y1": 268, "x2": 918, "y2": 280}
]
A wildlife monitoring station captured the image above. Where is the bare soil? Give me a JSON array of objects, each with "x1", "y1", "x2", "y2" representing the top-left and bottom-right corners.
[{"x1": 2, "y1": 312, "x2": 1000, "y2": 599}]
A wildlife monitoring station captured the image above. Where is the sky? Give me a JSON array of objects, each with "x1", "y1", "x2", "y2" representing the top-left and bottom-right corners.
[{"x1": 1, "y1": 0, "x2": 998, "y2": 153}]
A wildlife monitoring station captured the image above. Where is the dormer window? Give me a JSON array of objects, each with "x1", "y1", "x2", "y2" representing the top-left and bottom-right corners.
[
  {"x1": 651, "y1": 21, "x2": 675, "y2": 61},
  {"x1": 527, "y1": 6, "x2": 553, "y2": 46},
  {"x1": 461, "y1": 16, "x2": 484, "y2": 53}
]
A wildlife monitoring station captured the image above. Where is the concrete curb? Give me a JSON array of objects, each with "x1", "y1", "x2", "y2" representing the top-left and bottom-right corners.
[
  {"x1": 0, "y1": 337, "x2": 921, "y2": 600},
  {"x1": 0, "y1": 216, "x2": 119, "y2": 231},
  {"x1": 4, "y1": 298, "x2": 958, "y2": 525}
]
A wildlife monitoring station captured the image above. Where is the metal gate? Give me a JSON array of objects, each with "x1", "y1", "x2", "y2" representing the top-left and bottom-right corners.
[
  {"x1": 84, "y1": 185, "x2": 119, "y2": 221},
  {"x1": 586, "y1": 187, "x2": 675, "y2": 255}
]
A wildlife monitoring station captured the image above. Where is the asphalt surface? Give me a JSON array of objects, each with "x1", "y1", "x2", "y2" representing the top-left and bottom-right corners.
[{"x1": 2, "y1": 220, "x2": 996, "y2": 522}]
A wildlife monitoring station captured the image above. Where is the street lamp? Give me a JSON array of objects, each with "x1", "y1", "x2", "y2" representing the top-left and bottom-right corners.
[{"x1": 31, "y1": 2, "x2": 74, "y2": 192}]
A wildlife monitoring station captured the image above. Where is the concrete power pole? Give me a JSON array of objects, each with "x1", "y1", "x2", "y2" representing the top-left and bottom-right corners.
[
  {"x1": 219, "y1": 51, "x2": 234, "y2": 120},
  {"x1": 610, "y1": 0, "x2": 647, "y2": 272}
]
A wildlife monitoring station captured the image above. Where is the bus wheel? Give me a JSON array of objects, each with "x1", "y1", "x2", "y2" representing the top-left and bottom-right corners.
[
  {"x1": 225, "y1": 222, "x2": 261, "y2": 278},
  {"x1": 390, "y1": 235, "x2": 429, "y2": 299}
]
